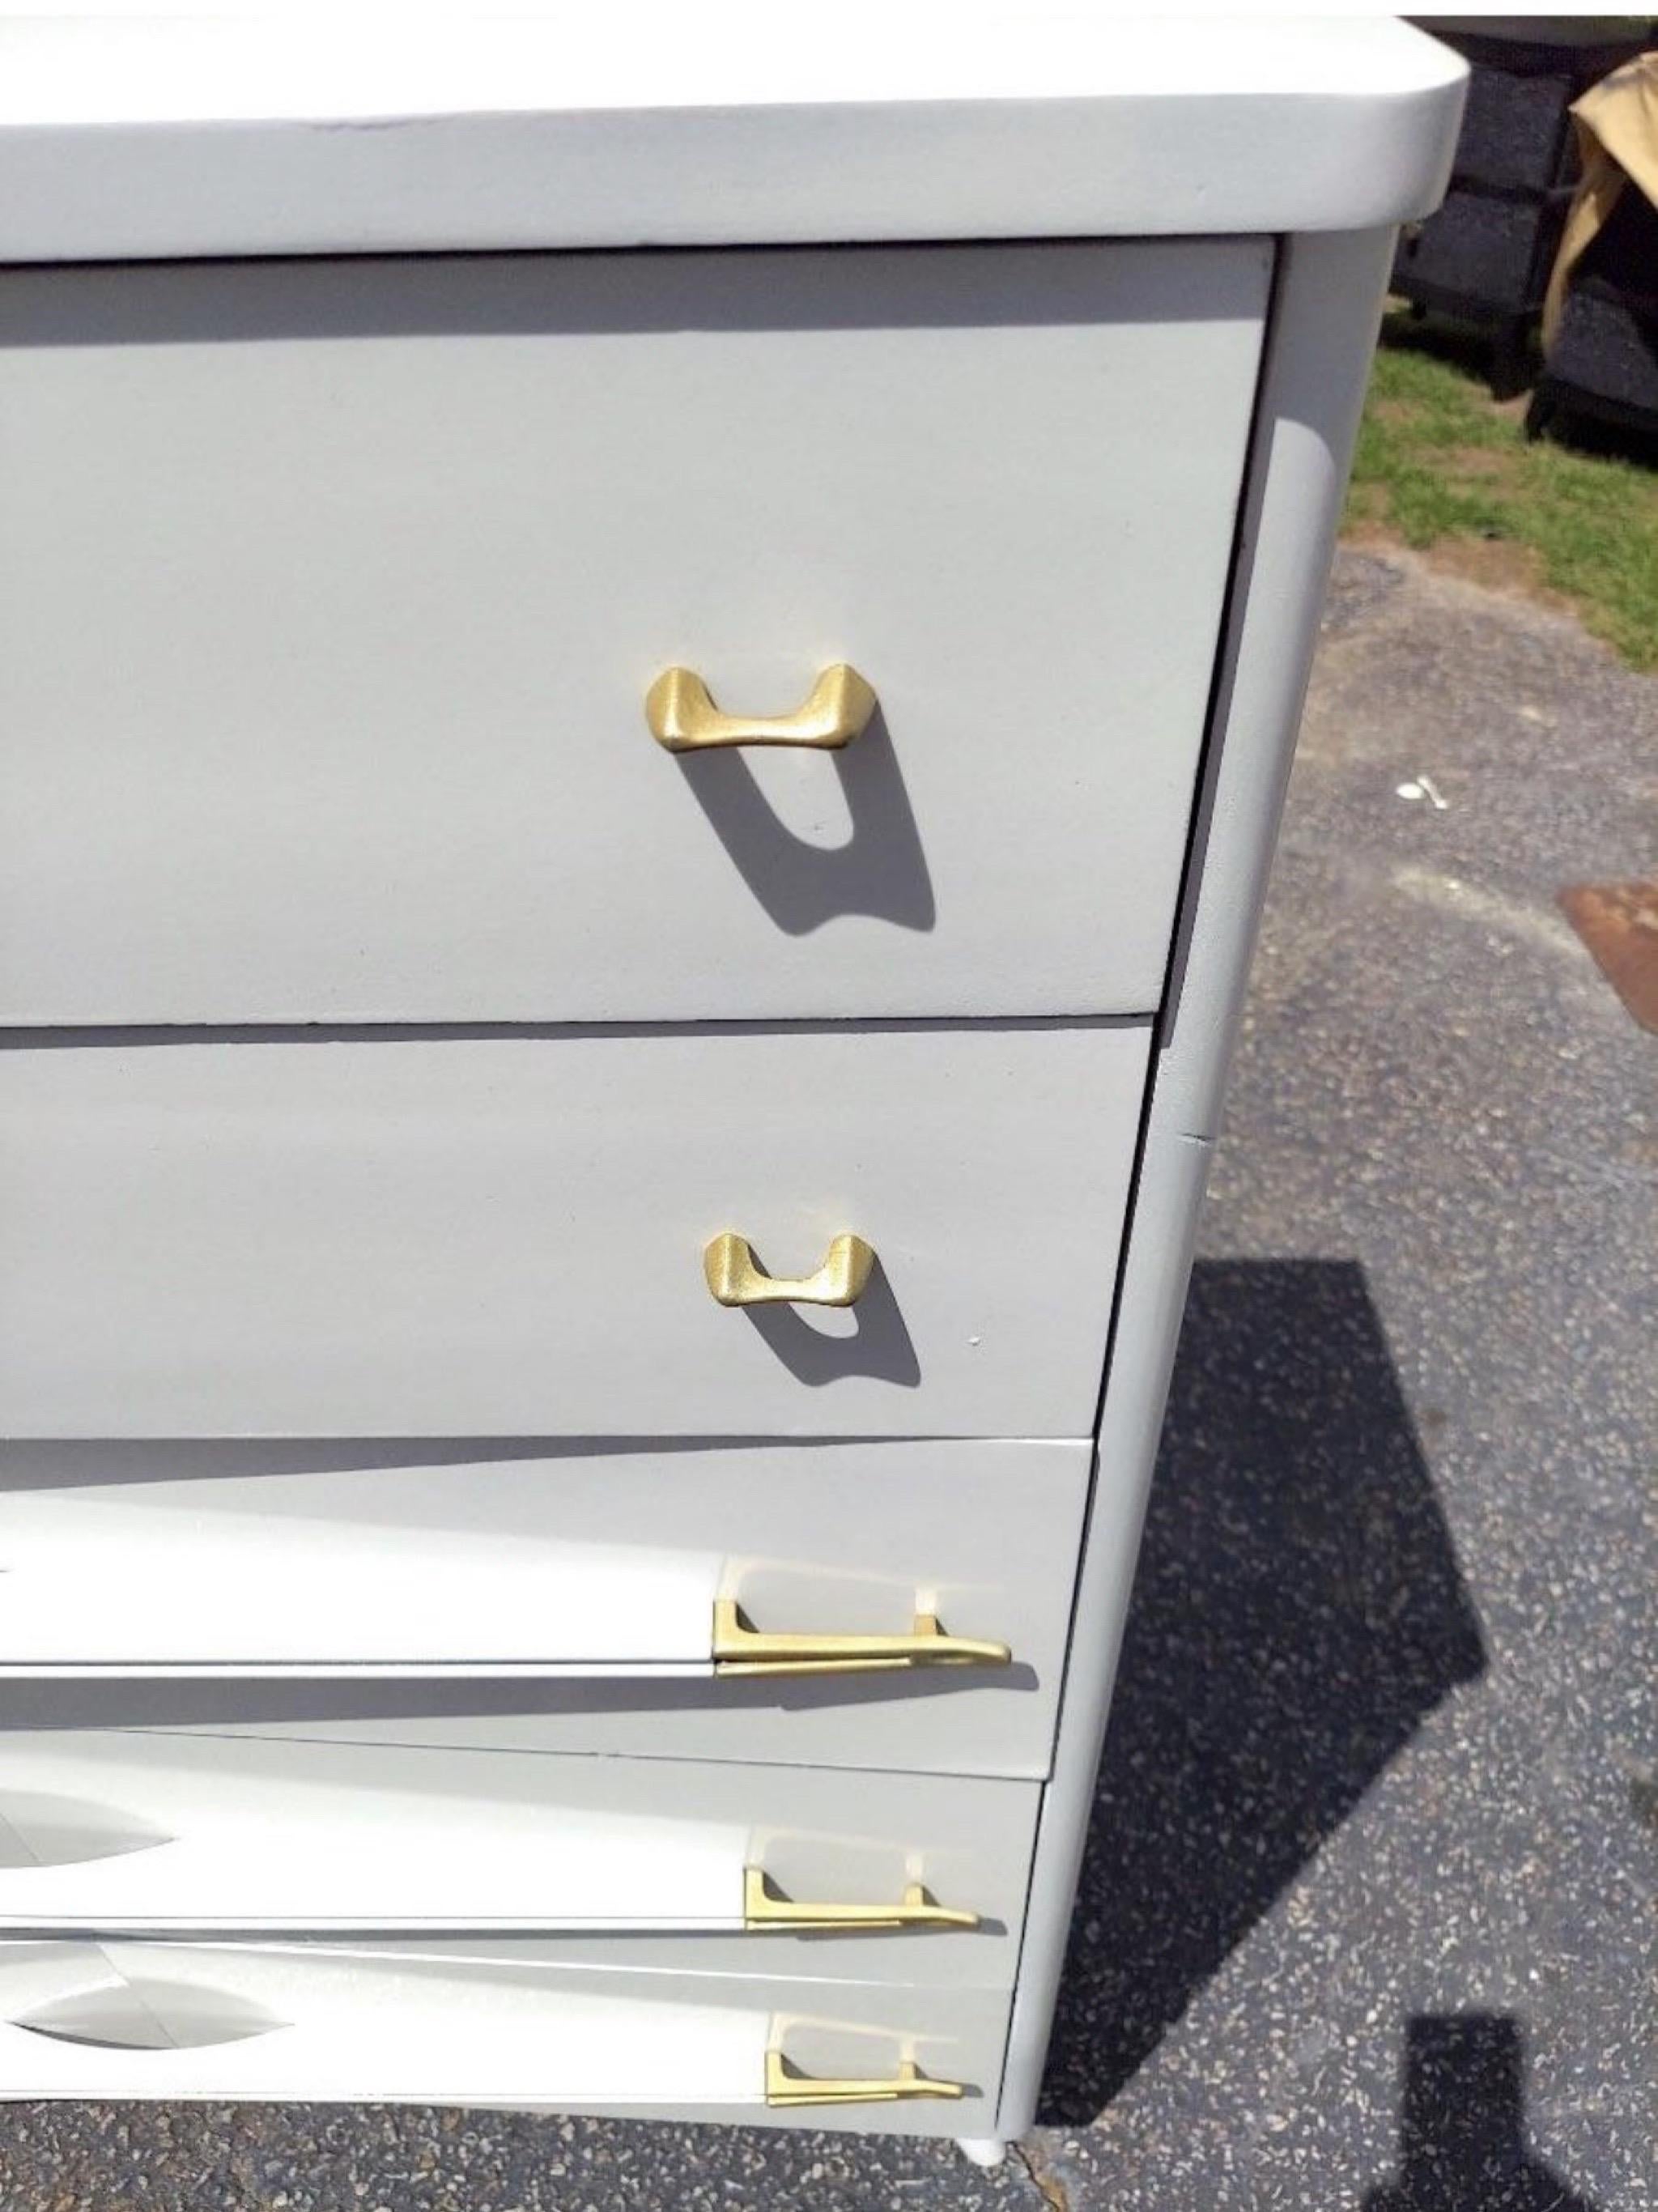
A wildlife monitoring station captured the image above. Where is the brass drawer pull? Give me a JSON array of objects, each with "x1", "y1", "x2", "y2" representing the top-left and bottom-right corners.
[
  {"x1": 744, "y1": 1867, "x2": 977, "y2": 1932},
  {"x1": 646, "y1": 664, "x2": 876, "y2": 752},
  {"x1": 765, "y1": 2051, "x2": 963, "y2": 2107},
  {"x1": 713, "y1": 1597, "x2": 1010, "y2": 1677},
  {"x1": 704, "y1": 1231, "x2": 874, "y2": 1309}
]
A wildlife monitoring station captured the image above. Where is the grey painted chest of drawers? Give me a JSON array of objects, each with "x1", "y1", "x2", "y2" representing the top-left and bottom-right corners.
[{"x1": 0, "y1": 13, "x2": 1465, "y2": 2165}]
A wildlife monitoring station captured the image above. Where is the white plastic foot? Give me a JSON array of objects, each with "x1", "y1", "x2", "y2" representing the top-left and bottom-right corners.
[{"x1": 955, "y1": 2137, "x2": 1008, "y2": 2169}]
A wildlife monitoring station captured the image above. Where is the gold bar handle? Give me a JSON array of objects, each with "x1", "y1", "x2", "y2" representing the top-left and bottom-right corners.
[
  {"x1": 744, "y1": 1868, "x2": 978, "y2": 1933},
  {"x1": 704, "y1": 1231, "x2": 874, "y2": 1310},
  {"x1": 646, "y1": 664, "x2": 877, "y2": 752},
  {"x1": 713, "y1": 1597, "x2": 1011, "y2": 1678},
  {"x1": 766, "y1": 2051, "x2": 964, "y2": 2108}
]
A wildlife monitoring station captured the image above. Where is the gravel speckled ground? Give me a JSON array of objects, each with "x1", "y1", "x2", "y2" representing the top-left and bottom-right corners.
[
  {"x1": 1039, "y1": 547, "x2": 1657, "y2": 2210},
  {"x1": 2, "y1": 548, "x2": 1652, "y2": 2209}
]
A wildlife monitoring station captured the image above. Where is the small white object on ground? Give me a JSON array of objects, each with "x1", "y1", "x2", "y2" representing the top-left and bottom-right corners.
[
  {"x1": 1396, "y1": 773, "x2": 1449, "y2": 809},
  {"x1": 956, "y1": 2138, "x2": 1008, "y2": 2168}
]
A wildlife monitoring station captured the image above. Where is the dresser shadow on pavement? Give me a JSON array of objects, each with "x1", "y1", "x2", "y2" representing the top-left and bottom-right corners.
[
  {"x1": 1039, "y1": 1257, "x2": 1486, "y2": 2124},
  {"x1": 673, "y1": 706, "x2": 935, "y2": 935},
  {"x1": 1363, "y1": 2015, "x2": 1599, "y2": 2212}
]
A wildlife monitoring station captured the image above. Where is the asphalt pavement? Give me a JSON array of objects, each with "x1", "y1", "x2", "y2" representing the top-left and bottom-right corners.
[{"x1": 3, "y1": 547, "x2": 1652, "y2": 2210}]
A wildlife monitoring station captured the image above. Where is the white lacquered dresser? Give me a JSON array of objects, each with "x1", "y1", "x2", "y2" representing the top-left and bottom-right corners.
[{"x1": 0, "y1": 15, "x2": 1465, "y2": 2166}]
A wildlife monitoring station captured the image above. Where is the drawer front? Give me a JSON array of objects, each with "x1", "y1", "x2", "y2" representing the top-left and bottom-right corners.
[
  {"x1": 0, "y1": 1734, "x2": 1033, "y2": 1979},
  {"x1": 0, "y1": 240, "x2": 1268, "y2": 1025},
  {"x1": 0, "y1": 1027, "x2": 1145, "y2": 1438},
  {"x1": 0, "y1": 1440, "x2": 1086, "y2": 1777},
  {"x1": 0, "y1": 1944, "x2": 1007, "y2": 2133}
]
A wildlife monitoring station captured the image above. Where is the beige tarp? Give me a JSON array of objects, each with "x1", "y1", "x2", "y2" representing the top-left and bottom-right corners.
[{"x1": 1543, "y1": 51, "x2": 1658, "y2": 350}]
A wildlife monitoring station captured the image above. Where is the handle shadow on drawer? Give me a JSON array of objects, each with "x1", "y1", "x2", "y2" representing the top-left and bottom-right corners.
[{"x1": 0, "y1": 1439, "x2": 1088, "y2": 1780}]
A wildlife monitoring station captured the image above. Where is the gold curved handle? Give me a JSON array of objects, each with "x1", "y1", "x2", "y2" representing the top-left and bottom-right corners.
[
  {"x1": 745, "y1": 1868, "x2": 977, "y2": 1933},
  {"x1": 704, "y1": 1231, "x2": 874, "y2": 1310},
  {"x1": 766, "y1": 2051, "x2": 964, "y2": 2107},
  {"x1": 646, "y1": 664, "x2": 877, "y2": 752},
  {"x1": 713, "y1": 1597, "x2": 1011, "y2": 1678}
]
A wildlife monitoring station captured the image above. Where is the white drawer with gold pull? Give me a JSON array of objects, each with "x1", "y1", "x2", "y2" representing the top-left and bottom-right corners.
[
  {"x1": 0, "y1": 1943, "x2": 1001, "y2": 2133},
  {"x1": 0, "y1": 1027, "x2": 1146, "y2": 1439},
  {"x1": 0, "y1": 1440, "x2": 1082, "y2": 1778},
  {"x1": 0, "y1": 1736, "x2": 1029, "y2": 1969},
  {"x1": 0, "y1": 244, "x2": 1266, "y2": 1027}
]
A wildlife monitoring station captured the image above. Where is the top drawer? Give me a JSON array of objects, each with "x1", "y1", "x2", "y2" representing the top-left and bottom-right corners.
[{"x1": 0, "y1": 240, "x2": 1268, "y2": 1025}]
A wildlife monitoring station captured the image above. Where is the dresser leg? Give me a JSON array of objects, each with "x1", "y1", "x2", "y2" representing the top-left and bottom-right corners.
[{"x1": 954, "y1": 2137, "x2": 1008, "y2": 2169}]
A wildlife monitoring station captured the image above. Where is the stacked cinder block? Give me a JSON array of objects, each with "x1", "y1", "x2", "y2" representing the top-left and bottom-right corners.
[
  {"x1": 1393, "y1": 23, "x2": 1652, "y2": 394},
  {"x1": 1532, "y1": 128, "x2": 1658, "y2": 437}
]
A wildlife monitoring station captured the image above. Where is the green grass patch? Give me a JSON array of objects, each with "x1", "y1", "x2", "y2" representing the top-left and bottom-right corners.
[{"x1": 1345, "y1": 309, "x2": 1658, "y2": 670}]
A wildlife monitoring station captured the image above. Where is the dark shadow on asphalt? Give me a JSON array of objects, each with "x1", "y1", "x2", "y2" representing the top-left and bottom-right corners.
[
  {"x1": 1379, "y1": 304, "x2": 1527, "y2": 392},
  {"x1": 1363, "y1": 2015, "x2": 1599, "y2": 2212},
  {"x1": 1038, "y1": 1257, "x2": 1487, "y2": 2125}
]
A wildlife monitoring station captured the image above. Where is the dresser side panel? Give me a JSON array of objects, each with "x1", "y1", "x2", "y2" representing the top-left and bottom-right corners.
[{"x1": 997, "y1": 227, "x2": 1398, "y2": 2139}]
